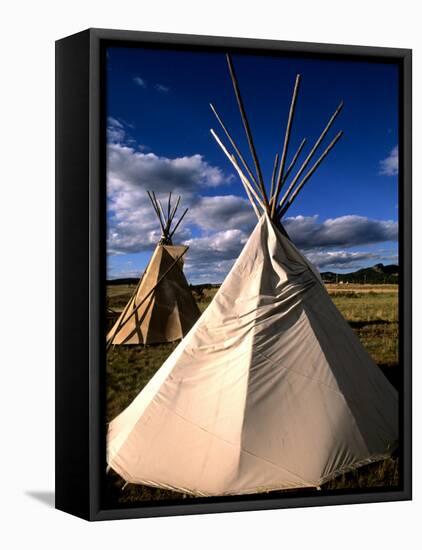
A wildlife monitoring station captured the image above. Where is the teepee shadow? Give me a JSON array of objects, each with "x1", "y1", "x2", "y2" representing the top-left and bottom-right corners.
[{"x1": 25, "y1": 491, "x2": 55, "y2": 508}]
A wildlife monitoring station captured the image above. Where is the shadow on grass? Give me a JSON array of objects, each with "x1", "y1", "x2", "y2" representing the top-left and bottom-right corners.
[{"x1": 348, "y1": 319, "x2": 391, "y2": 329}]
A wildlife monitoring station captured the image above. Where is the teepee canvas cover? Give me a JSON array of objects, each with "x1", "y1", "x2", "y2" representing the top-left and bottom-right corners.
[
  {"x1": 107, "y1": 55, "x2": 398, "y2": 495},
  {"x1": 107, "y1": 216, "x2": 398, "y2": 495},
  {"x1": 107, "y1": 193, "x2": 200, "y2": 346}
]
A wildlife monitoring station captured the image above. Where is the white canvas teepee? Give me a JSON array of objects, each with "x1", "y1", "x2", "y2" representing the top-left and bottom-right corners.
[
  {"x1": 107, "y1": 54, "x2": 398, "y2": 495},
  {"x1": 107, "y1": 192, "x2": 200, "y2": 346},
  {"x1": 107, "y1": 216, "x2": 398, "y2": 495}
]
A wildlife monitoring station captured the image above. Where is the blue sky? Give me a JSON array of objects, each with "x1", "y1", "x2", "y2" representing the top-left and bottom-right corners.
[{"x1": 106, "y1": 46, "x2": 398, "y2": 283}]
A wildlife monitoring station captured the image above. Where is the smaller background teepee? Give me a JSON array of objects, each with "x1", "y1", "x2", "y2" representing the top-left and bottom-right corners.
[{"x1": 107, "y1": 192, "x2": 200, "y2": 347}]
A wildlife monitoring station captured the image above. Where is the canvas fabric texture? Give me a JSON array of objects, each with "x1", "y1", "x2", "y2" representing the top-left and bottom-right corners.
[
  {"x1": 107, "y1": 216, "x2": 398, "y2": 496},
  {"x1": 107, "y1": 244, "x2": 200, "y2": 345}
]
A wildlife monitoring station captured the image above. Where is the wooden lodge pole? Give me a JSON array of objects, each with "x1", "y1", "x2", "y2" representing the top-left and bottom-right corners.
[
  {"x1": 210, "y1": 128, "x2": 266, "y2": 214},
  {"x1": 279, "y1": 131, "x2": 343, "y2": 218},
  {"x1": 210, "y1": 102, "x2": 263, "y2": 199},
  {"x1": 277, "y1": 101, "x2": 344, "y2": 211},
  {"x1": 226, "y1": 54, "x2": 269, "y2": 207},
  {"x1": 271, "y1": 74, "x2": 301, "y2": 218}
]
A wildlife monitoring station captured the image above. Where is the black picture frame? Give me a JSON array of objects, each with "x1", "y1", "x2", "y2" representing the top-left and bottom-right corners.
[{"x1": 55, "y1": 28, "x2": 412, "y2": 521}]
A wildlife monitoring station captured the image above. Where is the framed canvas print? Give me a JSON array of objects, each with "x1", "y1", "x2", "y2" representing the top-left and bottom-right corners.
[{"x1": 55, "y1": 28, "x2": 412, "y2": 521}]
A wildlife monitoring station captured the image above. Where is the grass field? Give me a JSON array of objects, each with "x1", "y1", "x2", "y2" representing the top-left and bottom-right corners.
[{"x1": 105, "y1": 282, "x2": 399, "y2": 506}]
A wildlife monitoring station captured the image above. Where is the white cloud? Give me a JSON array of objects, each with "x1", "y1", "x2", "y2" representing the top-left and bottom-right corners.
[
  {"x1": 107, "y1": 117, "x2": 140, "y2": 148},
  {"x1": 108, "y1": 190, "x2": 398, "y2": 279},
  {"x1": 185, "y1": 229, "x2": 248, "y2": 260},
  {"x1": 133, "y1": 76, "x2": 146, "y2": 88},
  {"x1": 155, "y1": 84, "x2": 169, "y2": 93},
  {"x1": 107, "y1": 117, "x2": 126, "y2": 143},
  {"x1": 379, "y1": 145, "x2": 398, "y2": 176},
  {"x1": 107, "y1": 142, "x2": 234, "y2": 256},
  {"x1": 181, "y1": 216, "x2": 398, "y2": 281},
  {"x1": 284, "y1": 214, "x2": 398, "y2": 249},
  {"x1": 106, "y1": 124, "x2": 398, "y2": 283},
  {"x1": 107, "y1": 189, "x2": 193, "y2": 255},
  {"x1": 107, "y1": 143, "x2": 230, "y2": 198},
  {"x1": 183, "y1": 229, "x2": 248, "y2": 283},
  {"x1": 132, "y1": 77, "x2": 171, "y2": 93},
  {"x1": 188, "y1": 195, "x2": 255, "y2": 232},
  {"x1": 304, "y1": 250, "x2": 379, "y2": 270},
  {"x1": 108, "y1": 116, "x2": 123, "y2": 128}
]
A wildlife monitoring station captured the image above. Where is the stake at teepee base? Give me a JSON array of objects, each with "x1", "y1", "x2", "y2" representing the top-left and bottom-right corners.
[
  {"x1": 106, "y1": 55, "x2": 398, "y2": 497},
  {"x1": 107, "y1": 193, "x2": 200, "y2": 346}
]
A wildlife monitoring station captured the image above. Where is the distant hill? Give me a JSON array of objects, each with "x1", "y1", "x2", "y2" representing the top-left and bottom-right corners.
[
  {"x1": 107, "y1": 278, "x2": 138, "y2": 286},
  {"x1": 321, "y1": 263, "x2": 399, "y2": 284},
  {"x1": 107, "y1": 264, "x2": 399, "y2": 287},
  {"x1": 107, "y1": 279, "x2": 222, "y2": 290}
]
